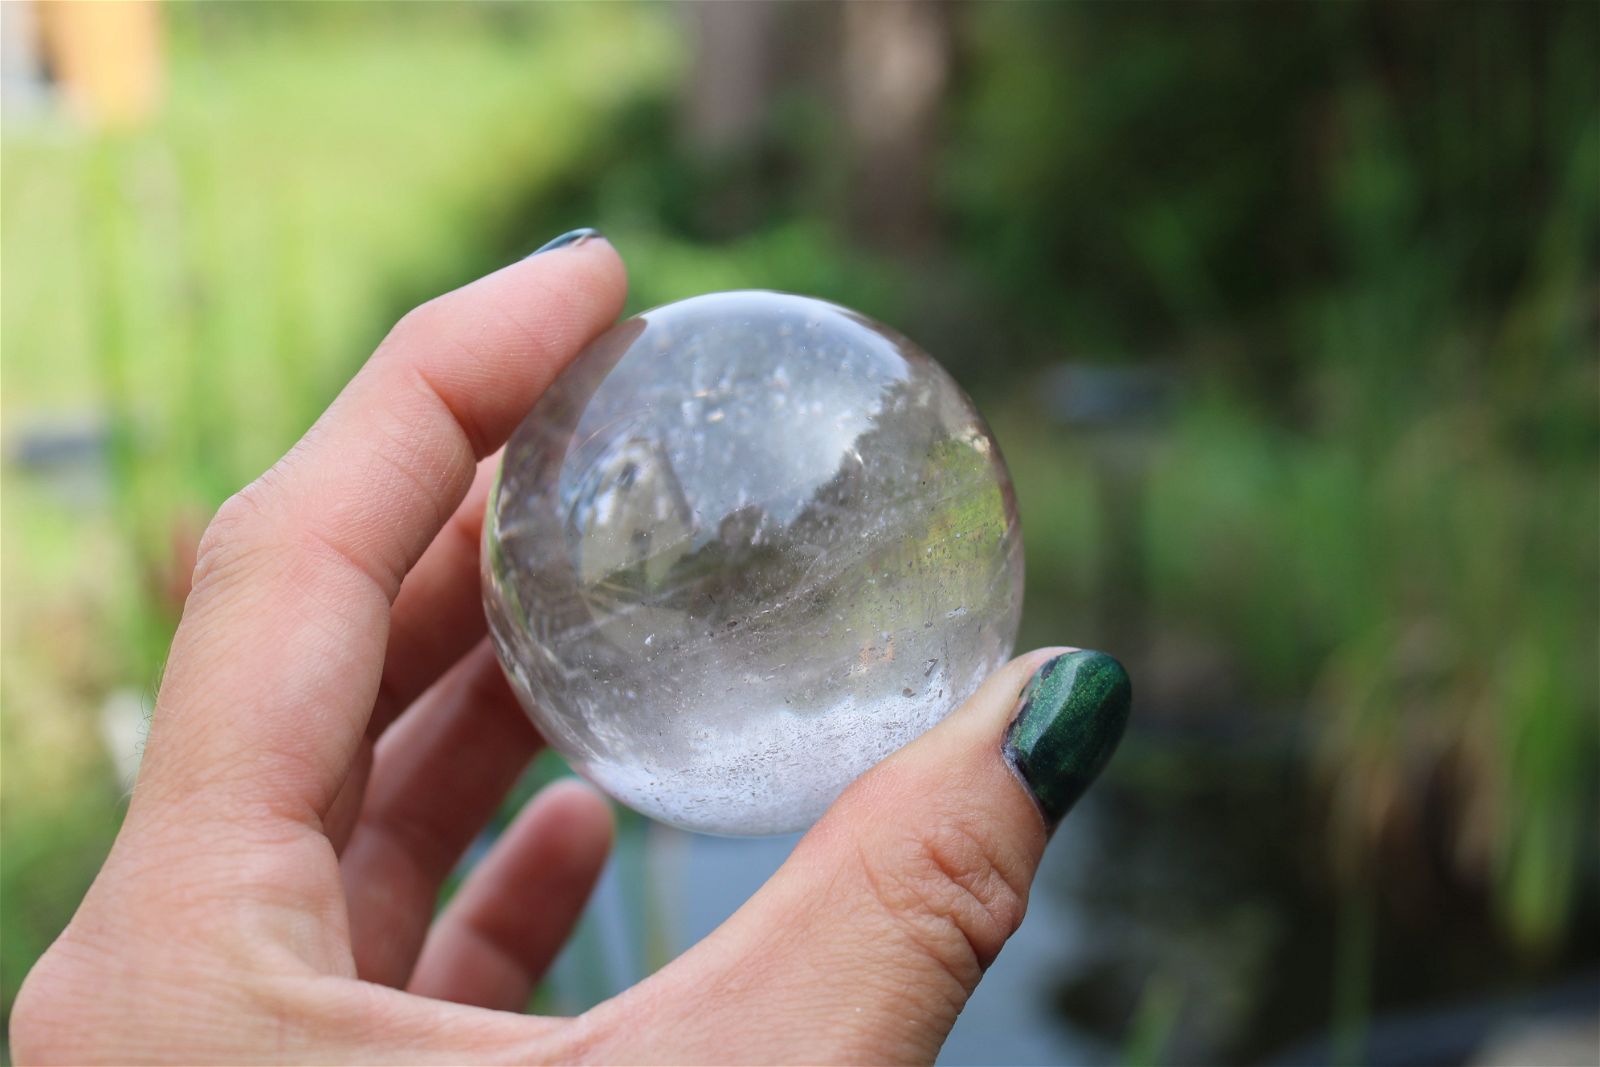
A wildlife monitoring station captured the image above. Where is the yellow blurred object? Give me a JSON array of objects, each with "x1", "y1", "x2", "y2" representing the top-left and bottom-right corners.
[{"x1": 36, "y1": 0, "x2": 163, "y2": 128}]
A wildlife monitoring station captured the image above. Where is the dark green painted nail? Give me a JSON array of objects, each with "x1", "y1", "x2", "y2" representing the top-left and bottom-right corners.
[
  {"x1": 528, "y1": 227, "x2": 601, "y2": 257},
  {"x1": 1003, "y1": 650, "x2": 1131, "y2": 826}
]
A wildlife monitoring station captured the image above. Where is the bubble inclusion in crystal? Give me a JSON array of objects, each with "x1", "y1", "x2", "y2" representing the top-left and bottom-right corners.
[{"x1": 483, "y1": 291, "x2": 1023, "y2": 835}]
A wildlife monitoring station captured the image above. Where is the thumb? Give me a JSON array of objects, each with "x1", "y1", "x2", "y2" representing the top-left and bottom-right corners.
[{"x1": 584, "y1": 647, "x2": 1132, "y2": 1066}]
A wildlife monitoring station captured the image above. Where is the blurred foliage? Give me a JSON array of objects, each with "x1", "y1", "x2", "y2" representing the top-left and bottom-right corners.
[
  {"x1": 947, "y1": 2, "x2": 1599, "y2": 957},
  {"x1": 2, "y1": 0, "x2": 1597, "y2": 1057}
]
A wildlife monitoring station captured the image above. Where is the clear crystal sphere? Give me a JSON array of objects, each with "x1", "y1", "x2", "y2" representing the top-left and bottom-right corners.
[{"x1": 483, "y1": 291, "x2": 1023, "y2": 835}]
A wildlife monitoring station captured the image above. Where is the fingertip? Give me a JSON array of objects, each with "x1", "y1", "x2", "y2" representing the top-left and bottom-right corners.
[
  {"x1": 541, "y1": 773, "x2": 614, "y2": 816},
  {"x1": 919, "y1": 647, "x2": 1079, "y2": 748},
  {"x1": 525, "y1": 776, "x2": 615, "y2": 862},
  {"x1": 535, "y1": 774, "x2": 610, "y2": 816},
  {"x1": 995, "y1": 646, "x2": 1082, "y2": 703},
  {"x1": 526, "y1": 228, "x2": 604, "y2": 257},
  {"x1": 509, "y1": 230, "x2": 629, "y2": 317},
  {"x1": 568, "y1": 234, "x2": 629, "y2": 308},
  {"x1": 409, "y1": 776, "x2": 615, "y2": 1010},
  {"x1": 1001, "y1": 648, "x2": 1132, "y2": 827}
]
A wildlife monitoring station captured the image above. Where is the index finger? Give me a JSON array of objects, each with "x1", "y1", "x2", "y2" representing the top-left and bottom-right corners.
[{"x1": 136, "y1": 235, "x2": 626, "y2": 825}]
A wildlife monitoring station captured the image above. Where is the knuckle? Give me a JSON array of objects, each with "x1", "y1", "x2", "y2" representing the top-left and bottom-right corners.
[
  {"x1": 191, "y1": 482, "x2": 276, "y2": 593},
  {"x1": 193, "y1": 489, "x2": 262, "y2": 579},
  {"x1": 382, "y1": 297, "x2": 449, "y2": 358},
  {"x1": 856, "y1": 813, "x2": 1030, "y2": 982}
]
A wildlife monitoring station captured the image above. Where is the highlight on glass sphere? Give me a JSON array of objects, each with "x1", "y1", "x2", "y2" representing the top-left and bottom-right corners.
[{"x1": 483, "y1": 291, "x2": 1023, "y2": 835}]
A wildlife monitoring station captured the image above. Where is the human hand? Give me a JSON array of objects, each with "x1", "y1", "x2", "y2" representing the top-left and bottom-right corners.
[{"x1": 10, "y1": 231, "x2": 1130, "y2": 1065}]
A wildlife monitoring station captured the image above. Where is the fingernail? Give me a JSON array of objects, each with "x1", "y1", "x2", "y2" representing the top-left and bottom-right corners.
[
  {"x1": 528, "y1": 227, "x2": 602, "y2": 257},
  {"x1": 1003, "y1": 650, "x2": 1131, "y2": 826}
]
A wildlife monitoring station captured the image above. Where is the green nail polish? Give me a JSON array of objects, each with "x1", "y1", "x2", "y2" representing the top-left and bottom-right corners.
[
  {"x1": 528, "y1": 227, "x2": 601, "y2": 257},
  {"x1": 1003, "y1": 650, "x2": 1131, "y2": 825}
]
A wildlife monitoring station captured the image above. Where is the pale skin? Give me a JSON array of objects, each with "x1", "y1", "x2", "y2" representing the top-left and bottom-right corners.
[{"x1": 10, "y1": 240, "x2": 1068, "y2": 1065}]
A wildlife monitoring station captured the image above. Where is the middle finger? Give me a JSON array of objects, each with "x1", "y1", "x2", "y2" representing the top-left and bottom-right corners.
[
  {"x1": 339, "y1": 642, "x2": 543, "y2": 987},
  {"x1": 325, "y1": 453, "x2": 497, "y2": 850}
]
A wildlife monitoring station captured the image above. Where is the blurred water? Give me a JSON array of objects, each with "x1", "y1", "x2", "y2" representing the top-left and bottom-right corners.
[{"x1": 545, "y1": 806, "x2": 1105, "y2": 1064}]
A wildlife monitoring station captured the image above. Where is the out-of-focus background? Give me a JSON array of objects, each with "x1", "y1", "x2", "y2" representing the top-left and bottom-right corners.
[{"x1": 2, "y1": 2, "x2": 1597, "y2": 1063}]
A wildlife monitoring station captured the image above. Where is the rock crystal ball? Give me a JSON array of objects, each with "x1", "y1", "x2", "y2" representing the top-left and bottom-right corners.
[{"x1": 483, "y1": 291, "x2": 1023, "y2": 835}]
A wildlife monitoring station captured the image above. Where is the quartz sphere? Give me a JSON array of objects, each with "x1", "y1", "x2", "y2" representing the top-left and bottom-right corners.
[{"x1": 483, "y1": 291, "x2": 1023, "y2": 835}]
